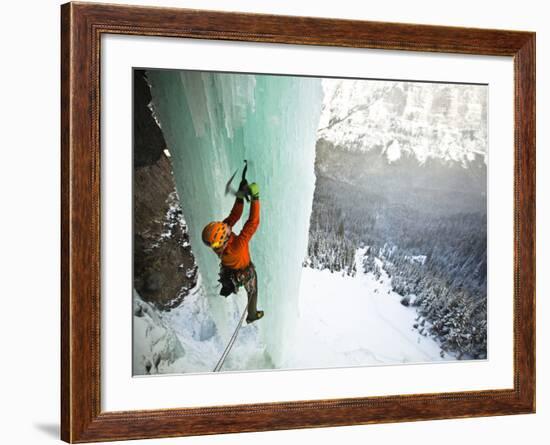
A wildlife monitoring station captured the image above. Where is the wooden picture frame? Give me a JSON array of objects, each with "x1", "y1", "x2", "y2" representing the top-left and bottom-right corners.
[{"x1": 61, "y1": 2, "x2": 535, "y2": 442}]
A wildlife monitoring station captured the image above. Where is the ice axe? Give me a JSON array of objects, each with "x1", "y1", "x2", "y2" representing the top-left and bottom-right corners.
[
  {"x1": 225, "y1": 168, "x2": 239, "y2": 196},
  {"x1": 224, "y1": 160, "x2": 250, "y2": 201}
]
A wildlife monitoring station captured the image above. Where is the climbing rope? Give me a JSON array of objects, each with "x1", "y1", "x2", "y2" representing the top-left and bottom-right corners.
[{"x1": 212, "y1": 294, "x2": 250, "y2": 372}]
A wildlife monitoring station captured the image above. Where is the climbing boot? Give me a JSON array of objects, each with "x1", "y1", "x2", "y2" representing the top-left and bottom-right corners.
[{"x1": 246, "y1": 310, "x2": 264, "y2": 324}]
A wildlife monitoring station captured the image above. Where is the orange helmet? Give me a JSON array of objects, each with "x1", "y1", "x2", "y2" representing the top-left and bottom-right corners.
[{"x1": 202, "y1": 221, "x2": 231, "y2": 250}]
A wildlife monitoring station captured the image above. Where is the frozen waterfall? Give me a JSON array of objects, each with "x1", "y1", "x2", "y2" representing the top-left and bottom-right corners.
[{"x1": 147, "y1": 70, "x2": 323, "y2": 368}]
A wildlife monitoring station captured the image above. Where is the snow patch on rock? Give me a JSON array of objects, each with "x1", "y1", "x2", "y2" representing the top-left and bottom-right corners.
[{"x1": 133, "y1": 290, "x2": 186, "y2": 375}]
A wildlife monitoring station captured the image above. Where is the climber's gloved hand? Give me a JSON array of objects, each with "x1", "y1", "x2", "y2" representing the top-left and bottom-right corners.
[
  {"x1": 236, "y1": 179, "x2": 249, "y2": 200},
  {"x1": 248, "y1": 182, "x2": 260, "y2": 200}
]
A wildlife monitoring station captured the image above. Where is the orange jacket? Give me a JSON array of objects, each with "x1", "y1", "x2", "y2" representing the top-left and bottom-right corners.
[{"x1": 219, "y1": 198, "x2": 260, "y2": 270}]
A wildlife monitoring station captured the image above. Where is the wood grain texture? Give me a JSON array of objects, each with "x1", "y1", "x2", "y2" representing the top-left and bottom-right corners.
[{"x1": 60, "y1": 2, "x2": 536, "y2": 443}]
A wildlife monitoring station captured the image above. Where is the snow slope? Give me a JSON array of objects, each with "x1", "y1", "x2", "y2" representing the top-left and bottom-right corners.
[
  {"x1": 283, "y1": 248, "x2": 447, "y2": 369},
  {"x1": 133, "y1": 290, "x2": 187, "y2": 375}
]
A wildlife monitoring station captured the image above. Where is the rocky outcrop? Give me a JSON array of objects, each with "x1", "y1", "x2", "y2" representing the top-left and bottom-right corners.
[{"x1": 133, "y1": 69, "x2": 198, "y2": 310}]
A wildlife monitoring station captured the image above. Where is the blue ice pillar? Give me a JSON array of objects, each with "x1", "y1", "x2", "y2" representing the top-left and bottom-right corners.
[{"x1": 148, "y1": 70, "x2": 323, "y2": 367}]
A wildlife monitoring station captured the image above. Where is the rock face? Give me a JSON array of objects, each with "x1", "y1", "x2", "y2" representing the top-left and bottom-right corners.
[
  {"x1": 133, "y1": 69, "x2": 198, "y2": 310},
  {"x1": 134, "y1": 70, "x2": 165, "y2": 167}
]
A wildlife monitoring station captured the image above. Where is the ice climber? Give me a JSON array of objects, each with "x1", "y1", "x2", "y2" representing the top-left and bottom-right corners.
[{"x1": 201, "y1": 179, "x2": 264, "y2": 324}]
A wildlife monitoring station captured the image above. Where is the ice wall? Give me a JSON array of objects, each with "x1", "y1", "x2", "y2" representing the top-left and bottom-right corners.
[{"x1": 147, "y1": 70, "x2": 323, "y2": 367}]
